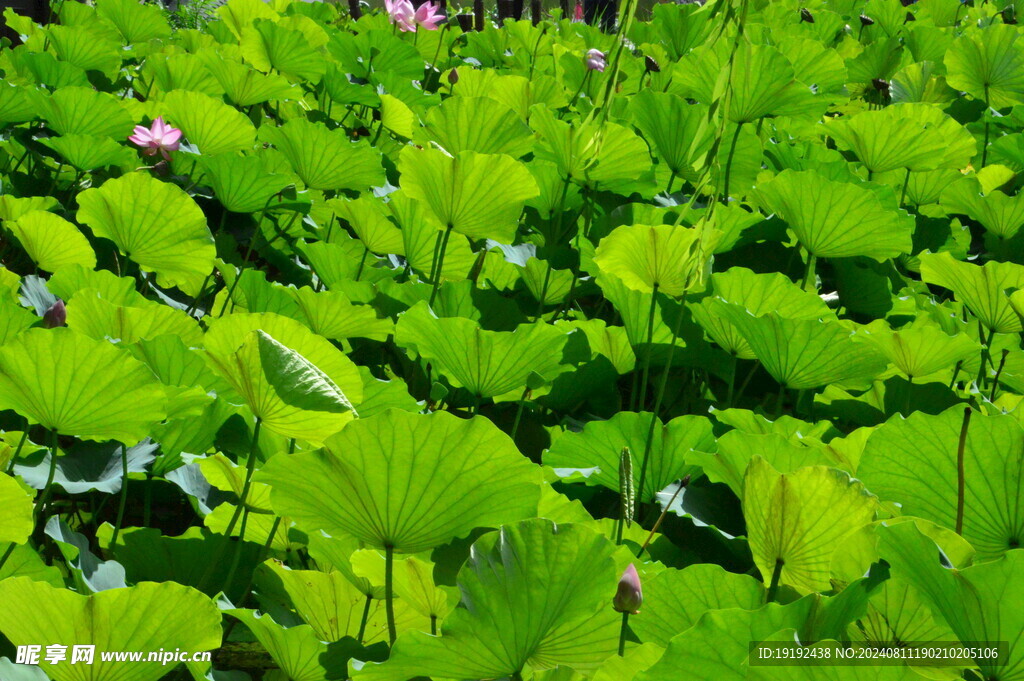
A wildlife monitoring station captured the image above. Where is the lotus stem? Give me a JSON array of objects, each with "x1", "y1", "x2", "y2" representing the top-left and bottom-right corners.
[
  {"x1": 536, "y1": 265, "x2": 552, "y2": 317},
  {"x1": 34, "y1": 429, "x2": 60, "y2": 535},
  {"x1": 955, "y1": 406, "x2": 972, "y2": 536},
  {"x1": 722, "y1": 121, "x2": 743, "y2": 203},
  {"x1": 991, "y1": 349, "x2": 1010, "y2": 402},
  {"x1": 385, "y1": 543, "x2": 397, "y2": 647},
  {"x1": 801, "y1": 253, "x2": 817, "y2": 291},
  {"x1": 0, "y1": 542, "x2": 15, "y2": 573},
  {"x1": 635, "y1": 475, "x2": 687, "y2": 559},
  {"x1": 618, "y1": 612, "x2": 629, "y2": 656},
  {"x1": 982, "y1": 87, "x2": 990, "y2": 167},
  {"x1": 110, "y1": 443, "x2": 129, "y2": 547},
  {"x1": 635, "y1": 300, "x2": 687, "y2": 523},
  {"x1": 430, "y1": 614, "x2": 437, "y2": 636},
  {"x1": 5, "y1": 426, "x2": 28, "y2": 474},
  {"x1": 360, "y1": 589, "x2": 376, "y2": 643},
  {"x1": 428, "y1": 224, "x2": 454, "y2": 307},
  {"x1": 766, "y1": 558, "x2": 784, "y2": 603},
  {"x1": 899, "y1": 168, "x2": 911, "y2": 207},
  {"x1": 637, "y1": 284, "x2": 660, "y2": 410},
  {"x1": 511, "y1": 387, "x2": 531, "y2": 441},
  {"x1": 355, "y1": 246, "x2": 370, "y2": 281}
]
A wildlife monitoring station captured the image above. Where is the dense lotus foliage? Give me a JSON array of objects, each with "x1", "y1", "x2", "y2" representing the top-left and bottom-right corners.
[{"x1": 1, "y1": 0, "x2": 1024, "y2": 679}]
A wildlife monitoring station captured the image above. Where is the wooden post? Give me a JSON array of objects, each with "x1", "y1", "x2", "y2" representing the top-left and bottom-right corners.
[
  {"x1": 347, "y1": 0, "x2": 362, "y2": 20},
  {"x1": 456, "y1": 13, "x2": 473, "y2": 30},
  {"x1": 473, "y1": 0, "x2": 484, "y2": 30},
  {"x1": 531, "y1": 0, "x2": 542, "y2": 24}
]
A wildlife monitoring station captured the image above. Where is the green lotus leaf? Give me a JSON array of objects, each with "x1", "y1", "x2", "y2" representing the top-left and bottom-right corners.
[
  {"x1": 199, "y1": 153, "x2": 291, "y2": 214},
  {"x1": 5, "y1": 210, "x2": 95, "y2": 271},
  {"x1": 553, "y1": 319, "x2": 635, "y2": 374},
  {"x1": 941, "y1": 175, "x2": 1024, "y2": 240},
  {"x1": 543, "y1": 411, "x2": 713, "y2": 501},
  {"x1": 593, "y1": 224, "x2": 705, "y2": 297},
  {"x1": 0, "y1": 473, "x2": 33, "y2": 545},
  {"x1": 945, "y1": 23, "x2": 1024, "y2": 109},
  {"x1": 76, "y1": 172, "x2": 215, "y2": 295},
  {"x1": 422, "y1": 95, "x2": 533, "y2": 157},
  {"x1": 329, "y1": 196, "x2": 404, "y2": 255},
  {"x1": 41, "y1": 86, "x2": 134, "y2": 139},
  {"x1": 398, "y1": 146, "x2": 538, "y2": 243},
  {"x1": 0, "y1": 297, "x2": 36, "y2": 346},
  {"x1": 0, "y1": 578, "x2": 221, "y2": 681},
  {"x1": 0, "y1": 81, "x2": 40, "y2": 125},
  {"x1": 47, "y1": 264, "x2": 140, "y2": 306},
  {"x1": 197, "y1": 50, "x2": 299, "y2": 106},
  {"x1": 712, "y1": 301, "x2": 888, "y2": 390},
  {"x1": 38, "y1": 134, "x2": 132, "y2": 171},
  {"x1": 827, "y1": 102, "x2": 975, "y2": 174},
  {"x1": 690, "y1": 430, "x2": 837, "y2": 499},
  {"x1": 919, "y1": 251, "x2": 1024, "y2": 333},
  {"x1": 350, "y1": 550, "x2": 457, "y2": 623},
  {"x1": 257, "y1": 560, "x2": 427, "y2": 644},
  {"x1": 744, "y1": 457, "x2": 877, "y2": 594},
  {"x1": 396, "y1": 301, "x2": 572, "y2": 399},
  {"x1": 260, "y1": 118, "x2": 384, "y2": 191},
  {"x1": 356, "y1": 519, "x2": 617, "y2": 680},
  {"x1": 203, "y1": 312, "x2": 362, "y2": 443},
  {"x1": 676, "y1": 41, "x2": 816, "y2": 123},
  {"x1": 861, "y1": 321, "x2": 981, "y2": 381},
  {"x1": 631, "y1": 563, "x2": 765, "y2": 647},
  {"x1": 256, "y1": 328, "x2": 356, "y2": 416},
  {"x1": 137, "y1": 56, "x2": 218, "y2": 103},
  {"x1": 224, "y1": 607, "x2": 364, "y2": 681},
  {"x1": 531, "y1": 108, "x2": 656, "y2": 196},
  {"x1": 756, "y1": 169, "x2": 914, "y2": 260},
  {"x1": 386, "y1": 192, "x2": 477, "y2": 281},
  {"x1": 160, "y1": 89, "x2": 256, "y2": 156},
  {"x1": 95, "y1": 0, "x2": 171, "y2": 44},
  {"x1": 215, "y1": 0, "x2": 279, "y2": 40},
  {"x1": 859, "y1": 406, "x2": 1024, "y2": 559},
  {"x1": 9, "y1": 50, "x2": 90, "y2": 89},
  {"x1": 0, "y1": 195, "x2": 59, "y2": 221},
  {"x1": 637, "y1": 595, "x2": 818, "y2": 681},
  {"x1": 0, "y1": 328, "x2": 166, "y2": 441},
  {"x1": 46, "y1": 24, "x2": 121, "y2": 76},
  {"x1": 691, "y1": 267, "x2": 832, "y2": 360},
  {"x1": 241, "y1": 18, "x2": 326, "y2": 83},
  {"x1": 877, "y1": 521, "x2": 1024, "y2": 681},
  {"x1": 307, "y1": 532, "x2": 385, "y2": 600},
  {"x1": 259, "y1": 409, "x2": 542, "y2": 553},
  {"x1": 630, "y1": 90, "x2": 712, "y2": 183},
  {"x1": 890, "y1": 60, "x2": 957, "y2": 106},
  {"x1": 66, "y1": 289, "x2": 202, "y2": 346}
]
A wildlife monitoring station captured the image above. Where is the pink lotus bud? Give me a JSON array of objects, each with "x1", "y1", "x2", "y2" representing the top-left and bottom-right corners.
[
  {"x1": 448, "y1": 68, "x2": 459, "y2": 85},
  {"x1": 42, "y1": 299, "x2": 66, "y2": 328},
  {"x1": 613, "y1": 564, "x2": 642, "y2": 614},
  {"x1": 585, "y1": 48, "x2": 606, "y2": 72}
]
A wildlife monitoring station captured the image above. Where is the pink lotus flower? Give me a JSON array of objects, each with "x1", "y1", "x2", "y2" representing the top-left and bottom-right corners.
[
  {"x1": 414, "y1": 0, "x2": 444, "y2": 30},
  {"x1": 128, "y1": 116, "x2": 182, "y2": 161},
  {"x1": 386, "y1": 0, "x2": 417, "y2": 31},
  {"x1": 612, "y1": 564, "x2": 642, "y2": 614},
  {"x1": 585, "y1": 48, "x2": 606, "y2": 72}
]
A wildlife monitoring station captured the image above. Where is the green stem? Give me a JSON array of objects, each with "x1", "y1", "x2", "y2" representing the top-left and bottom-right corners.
[
  {"x1": 357, "y1": 593, "x2": 373, "y2": 643},
  {"x1": 766, "y1": 558, "x2": 784, "y2": 603},
  {"x1": 5, "y1": 427, "x2": 29, "y2": 474},
  {"x1": 618, "y1": 612, "x2": 629, "y2": 656},
  {"x1": 801, "y1": 253, "x2": 817, "y2": 291},
  {"x1": 197, "y1": 418, "x2": 262, "y2": 593},
  {"x1": 899, "y1": 168, "x2": 911, "y2": 207},
  {"x1": 635, "y1": 475, "x2": 686, "y2": 559},
  {"x1": 34, "y1": 430, "x2": 60, "y2": 534},
  {"x1": 385, "y1": 544, "x2": 397, "y2": 647},
  {"x1": 722, "y1": 122, "x2": 743, "y2": 203},
  {"x1": 990, "y1": 349, "x2": 1010, "y2": 402},
  {"x1": 430, "y1": 614, "x2": 437, "y2": 636},
  {"x1": 110, "y1": 443, "x2": 129, "y2": 547},
  {"x1": 775, "y1": 385, "x2": 786, "y2": 419},
  {"x1": 982, "y1": 88, "x2": 990, "y2": 167},
  {"x1": 511, "y1": 387, "x2": 530, "y2": 441},
  {"x1": 143, "y1": 474, "x2": 152, "y2": 527},
  {"x1": 0, "y1": 542, "x2": 15, "y2": 573},
  {"x1": 955, "y1": 406, "x2": 972, "y2": 536},
  {"x1": 428, "y1": 225, "x2": 454, "y2": 307},
  {"x1": 975, "y1": 324, "x2": 993, "y2": 391},
  {"x1": 637, "y1": 284, "x2": 660, "y2": 410},
  {"x1": 536, "y1": 265, "x2": 552, "y2": 317},
  {"x1": 355, "y1": 247, "x2": 370, "y2": 281},
  {"x1": 635, "y1": 302, "x2": 686, "y2": 522}
]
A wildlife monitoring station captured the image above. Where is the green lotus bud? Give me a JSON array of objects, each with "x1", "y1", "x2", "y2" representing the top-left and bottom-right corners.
[{"x1": 613, "y1": 564, "x2": 642, "y2": 614}]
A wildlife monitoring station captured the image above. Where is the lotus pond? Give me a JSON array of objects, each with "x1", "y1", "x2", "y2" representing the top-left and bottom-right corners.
[{"x1": 0, "y1": 0, "x2": 1022, "y2": 679}]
